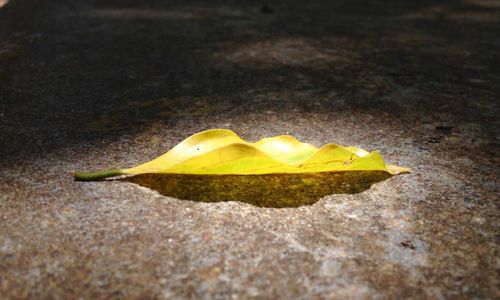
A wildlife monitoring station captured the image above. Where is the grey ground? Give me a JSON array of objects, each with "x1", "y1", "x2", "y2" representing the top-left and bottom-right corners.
[{"x1": 0, "y1": 0, "x2": 499, "y2": 299}]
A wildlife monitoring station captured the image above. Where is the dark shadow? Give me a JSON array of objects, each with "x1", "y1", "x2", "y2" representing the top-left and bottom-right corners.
[
  {"x1": 123, "y1": 171, "x2": 391, "y2": 208},
  {"x1": 0, "y1": 0, "x2": 498, "y2": 166}
]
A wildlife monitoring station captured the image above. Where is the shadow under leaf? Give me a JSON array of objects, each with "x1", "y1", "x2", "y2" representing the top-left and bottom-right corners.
[{"x1": 123, "y1": 171, "x2": 392, "y2": 208}]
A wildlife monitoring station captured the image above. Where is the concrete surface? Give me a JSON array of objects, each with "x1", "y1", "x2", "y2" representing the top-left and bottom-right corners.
[{"x1": 0, "y1": 0, "x2": 499, "y2": 299}]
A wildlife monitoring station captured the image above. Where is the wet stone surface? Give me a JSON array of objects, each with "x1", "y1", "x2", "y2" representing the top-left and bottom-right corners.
[{"x1": 0, "y1": 0, "x2": 499, "y2": 299}]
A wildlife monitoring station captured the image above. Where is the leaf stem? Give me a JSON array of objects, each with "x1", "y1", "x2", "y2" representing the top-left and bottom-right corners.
[{"x1": 74, "y1": 169, "x2": 124, "y2": 181}]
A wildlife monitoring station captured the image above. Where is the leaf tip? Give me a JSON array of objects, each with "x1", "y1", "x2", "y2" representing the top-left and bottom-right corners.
[{"x1": 386, "y1": 165, "x2": 411, "y2": 175}]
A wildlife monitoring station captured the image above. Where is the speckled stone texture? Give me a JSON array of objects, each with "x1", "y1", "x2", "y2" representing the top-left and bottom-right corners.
[{"x1": 0, "y1": 0, "x2": 499, "y2": 299}]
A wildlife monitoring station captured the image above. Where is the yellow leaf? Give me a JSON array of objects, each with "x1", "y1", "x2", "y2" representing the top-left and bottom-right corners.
[
  {"x1": 74, "y1": 129, "x2": 410, "y2": 207},
  {"x1": 74, "y1": 128, "x2": 410, "y2": 180}
]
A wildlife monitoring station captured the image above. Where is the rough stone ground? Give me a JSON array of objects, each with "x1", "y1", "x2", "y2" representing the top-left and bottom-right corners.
[{"x1": 0, "y1": 0, "x2": 499, "y2": 299}]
